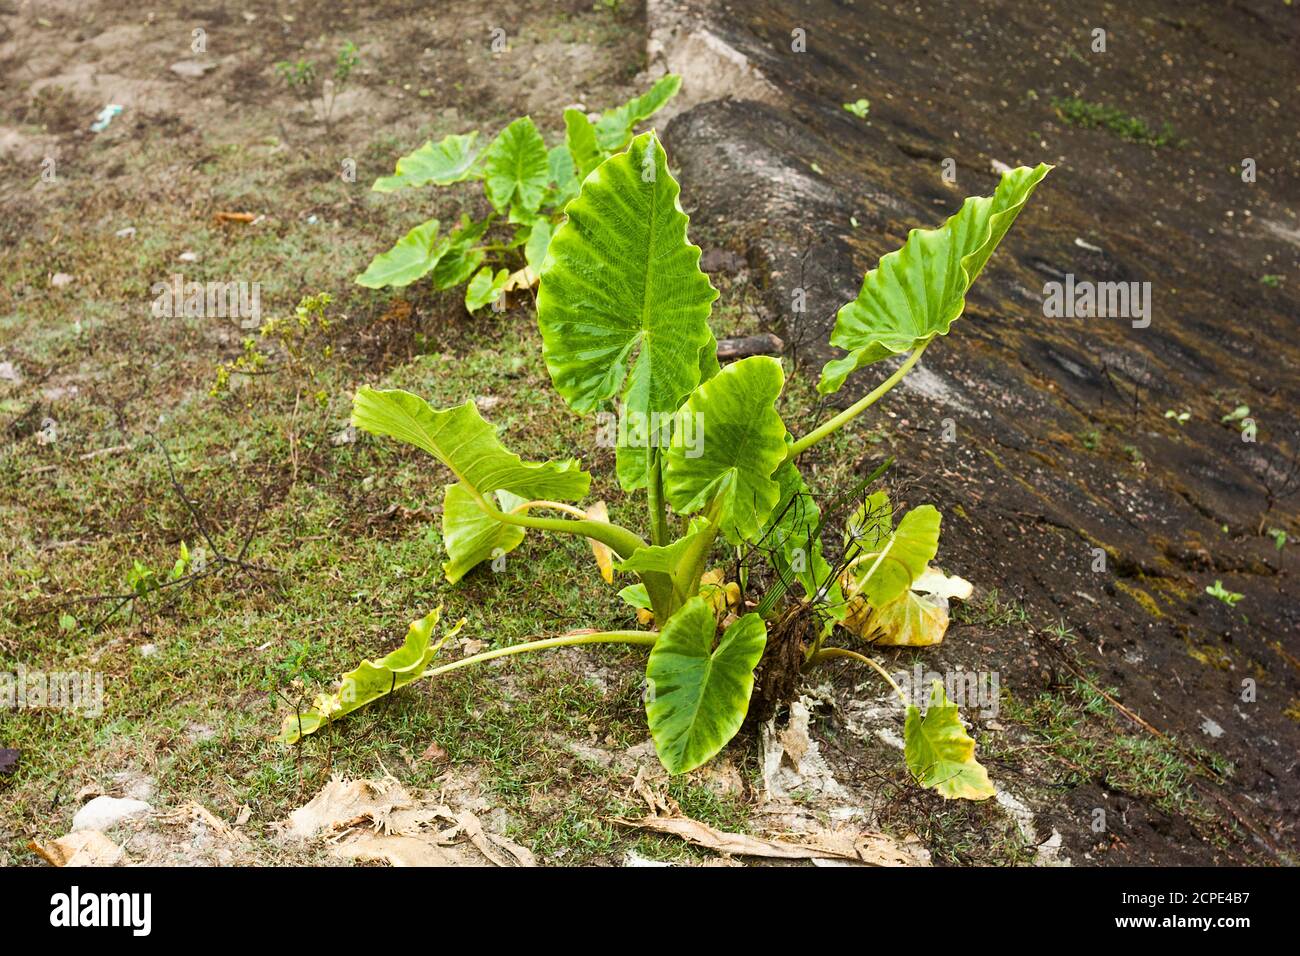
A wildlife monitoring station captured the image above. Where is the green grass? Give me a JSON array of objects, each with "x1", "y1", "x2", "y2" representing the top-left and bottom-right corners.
[
  {"x1": 998, "y1": 679, "x2": 1223, "y2": 829},
  {"x1": 1051, "y1": 96, "x2": 1180, "y2": 147}
]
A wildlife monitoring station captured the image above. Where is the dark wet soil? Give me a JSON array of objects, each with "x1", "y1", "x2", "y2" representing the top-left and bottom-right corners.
[{"x1": 665, "y1": 0, "x2": 1299, "y2": 863}]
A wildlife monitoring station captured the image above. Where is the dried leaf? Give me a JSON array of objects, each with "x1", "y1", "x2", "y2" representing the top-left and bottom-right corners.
[
  {"x1": 419, "y1": 740, "x2": 449, "y2": 763},
  {"x1": 454, "y1": 810, "x2": 536, "y2": 867},
  {"x1": 286, "y1": 776, "x2": 536, "y2": 867},
  {"x1": 332, "y1": 832, "x2": 471, "y2": 867},
  {"x1": 503, "y1": 265, "x2": 537, "y2": 292},
  {"x1": 285, "y1": 776, "x2": 414, "y2": 839},
  {"x1": 30, "y1": 830, "x2": 123, "y2": 867},
  {"x1": 614, "y1": 814, "x2": 920, "y2": 865}
]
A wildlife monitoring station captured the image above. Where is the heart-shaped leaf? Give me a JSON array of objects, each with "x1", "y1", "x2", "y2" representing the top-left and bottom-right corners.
[
  {"x1": 278, "y1": 609, "x2": 464, "y2": 743},
  {"x1": 904, "y1": 681, "x2": 995, "y2": 800},
  {"x1": 615, "y1": 517, "x2": 714, "y2": 619},
  {"x1": 442, "y1": 484, "x2": 527, "y2": 583},
  {"x1": 537, "y1": 131, "x2": 717, "y2": 490},
  {"x1": 431, "y1": 216, "x2": 490, "y2": 290},
  {"x1": 524, "y1": 219, "x2": 554, "y2": 272},
  {"x1": 372, "y1": 132, "x2": 482, "y2": 192},
  {"x1": 547, "y1": 144, "x2": 579, "y2": 203},
  {"x1": 645, "y1": 597, "x2": 767, "y2": 774},
  {"x1": 594, "y1": 74, "x2": 682, "y2": 151},
  {"x1": 356, "y1": 218, "x2": 445, "y2": 289},
  {"x1": 664, "y1": 356, "x2": 788, "y2": 545},
  {"x1": 843, "y1": 502, "x2": 940, "y2": 608},
  {"x1": 819, "y1": 164, "x2": 1052, "y2": 394},
  {"x1": 352, "y1": 387, "x2": 590, "y2": 502},
  {"x1": 465, "y1": 266, "x2": 509, "y2": 311},
  {"x1": 564, "y1": 108, "x2": 603, "y2": 182},
  {"x1": 483, "y1": 117, "x2": 550, "y2": 214}
]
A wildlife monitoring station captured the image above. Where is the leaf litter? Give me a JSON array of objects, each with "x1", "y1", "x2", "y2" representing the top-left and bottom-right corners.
[{"x1": 282, "y1": 774, "x2": 535, "y2": 867}]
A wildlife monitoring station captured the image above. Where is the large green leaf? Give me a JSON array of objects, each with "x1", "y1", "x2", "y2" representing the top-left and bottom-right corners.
[
  {"x1": 442, "y1": 484, "x2": 527, "y2": 583},
  {"x1": 355, "y1": 218, "x2": 445, "y2": 289},
  {"x1": 525, "y1": 219, "x2": 554, "y2": 272},
  {"x1": 843, "y1": 502, "x2": 940, "y2": 608},
  {"x1": 431, "y1": 216, "x2": 490, "y2": 290},
  {"x1": 482, "y1": 117, "x2": 550, "y2": 215},
  {"x1": 614, "y1": 517, "x2": 714, "y2": 619},
  {"x1": 547, "y1": 144, "x2": 580, "y2": 207},
  {"x1": 372, "y1": 132, "x2": 482, "y2": 192},
  {"x1": 465, "y1": 266, "x2": 509, "y2": 312},
  {"x1": 352, "y1": 387, "x2": 590, "y2": 501},
  {"x1": 537, "y1": 132, "x2": 717, "y2": 413},
  {"x1": 645, "y1": 597, "x2": 766, "y2": 774},
  {"x1": 819, "y1": 164, "x2": 1052, "y2": 394},
  {"x1": 278, "y1": 609, "x2": 463, "y2": 743},
  {"x1": 564, "y1": 108, "x2": 602, "y2": 181},
  {"x1": 664, "y1": 356, "x2": 787, "y2": 545},
  {"x1": 904, "y1": 681, "x2": 995, "y2": 800},
  {"x1": 537, "y1": 131, "x2": 717, "y2": 491},
  {"x1": 594, "y1": 74, "x2": 682, "y2": 151}
]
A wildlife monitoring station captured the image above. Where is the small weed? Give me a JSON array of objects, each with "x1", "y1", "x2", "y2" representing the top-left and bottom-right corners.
[
  {"x1": 1051, "y1": 96, "x2": 1180, "y2": 147},
  {"x1": 953, "y1": 588, "x2": 1030, "y2": 628},
  {"x1": 843, "y1": 98, "x2": 871, "y2": 119},
  {"x1": 1205, "y1": 580, "x2": 1243, "y2": 607}
]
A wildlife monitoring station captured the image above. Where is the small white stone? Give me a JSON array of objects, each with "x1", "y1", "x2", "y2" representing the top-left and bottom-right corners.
[{"x1": 72, "y1": 796, "x2": 152, "y2": 831}]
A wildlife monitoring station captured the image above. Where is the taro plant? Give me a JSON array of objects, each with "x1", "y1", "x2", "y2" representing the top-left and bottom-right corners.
[
  {"x1": 355, "y1": 75, "x2": 682, "y2": 313},
  {"x1": 283, "y1": 132, "x2": 1050, "y2": 798}
]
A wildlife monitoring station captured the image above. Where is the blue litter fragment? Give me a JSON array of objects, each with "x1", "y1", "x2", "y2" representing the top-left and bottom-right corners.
[{"x1": 90, "y1": 104, "x2": 123, "y2": 133}]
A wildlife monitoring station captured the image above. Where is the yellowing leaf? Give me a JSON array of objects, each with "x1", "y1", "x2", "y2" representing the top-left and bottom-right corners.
[
  {"x1": 503, "y1": 265, "x2": 537, "y2": 293},
  {"x1": 585, "y1": 501, "x2": 614, "y2": 584},
  {"x1": 442, "y1": 485, "x2": 527, "y2": 583},
  {"x1": 903, "y1": 681, "x2": 995, "y2": 800},
  {"x1": 351, "y1": 388, "x2": 591, "y2": 502},
  {"x1": 842, "y1": 566, "x2": 972, "y2": 646},
  {"x1": 278, "y1": 610, "x2": 464, "y2": 743}
]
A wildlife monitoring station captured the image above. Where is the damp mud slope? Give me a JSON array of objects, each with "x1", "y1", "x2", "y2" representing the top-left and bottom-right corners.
[{"x1": 658, "y1": 0, "x2": 1299, "y2": 863}]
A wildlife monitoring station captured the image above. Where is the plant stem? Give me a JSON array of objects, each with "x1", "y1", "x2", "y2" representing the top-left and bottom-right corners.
[
  {"x1": 646, "y1": 447, "x2": 669, "y2": 547},
  {"x1": 808, "y1": 646, "x2": 908, "y2": 707},
  {"x1": 785, "y1": 342, "x2": 929, "y2": 462},
  {"x1": 512, "y1": 500, "x2": 587, "y2": 520},
  {"x1": 423, "y1": 629, "x2": 657, "y2": 679},
  {"x1": 483, "y1": 502, "x2": 646, "y2": 559},
  {"x1": 677, "y1": 494, "x2": 724, "y2": 594}
]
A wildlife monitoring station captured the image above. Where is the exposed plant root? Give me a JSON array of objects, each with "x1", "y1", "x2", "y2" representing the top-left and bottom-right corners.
[{"x1": 746, "y1": 603, "x2": 814, "y2": 726}]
